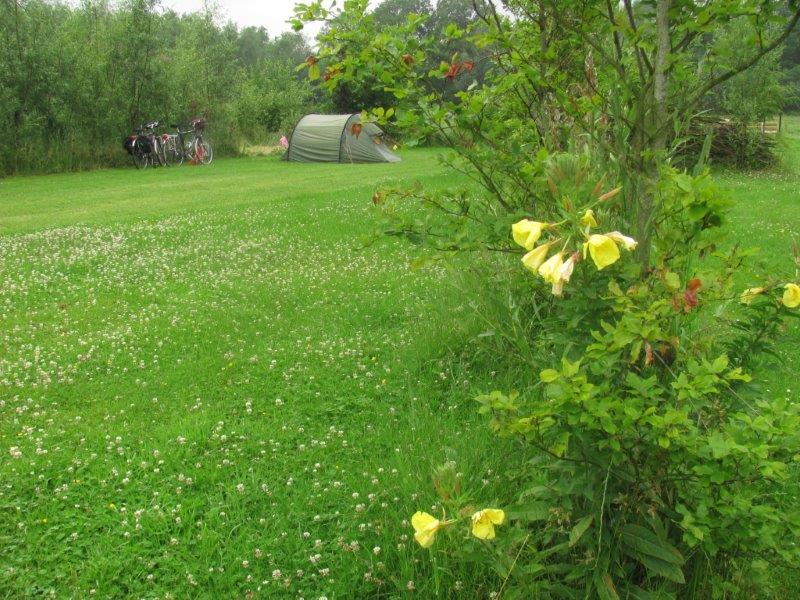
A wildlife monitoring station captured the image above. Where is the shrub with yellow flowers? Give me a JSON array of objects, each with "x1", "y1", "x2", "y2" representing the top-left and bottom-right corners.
[
  {"x1": 409, "y1": 507, "x2": 506, "y2": 549},
  {"x1": 383, "y1": 152, "x2": 799, "y2": 597},
  {"x1": 465, "y1": 172, "x2": 800, "y2": 597},
  {"x1": 408, "y1": 461, "x2": 508, "y2": 551}
]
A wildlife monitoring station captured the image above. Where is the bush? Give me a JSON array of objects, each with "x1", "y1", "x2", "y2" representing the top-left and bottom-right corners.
[
  {"x1": 232, "y1": 62, "x2": 313, "y2": 145},
  {"x1": 402, "y1": 163, "x2": 800, "y2": 597},
  {"x1": 676, "y1": 118, "x2": 779, "y2": 171}
]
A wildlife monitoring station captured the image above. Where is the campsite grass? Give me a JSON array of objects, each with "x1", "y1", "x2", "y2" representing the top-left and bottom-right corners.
[
  {"x1": 720, "y1": 116, "x2": 800, "y2": 383},
  {"x1": 0, "y1": 139, "x2": 798, "y2": 598},
  {"x1": 0, "y1": 150, "x2": 517, "y2": 598}
]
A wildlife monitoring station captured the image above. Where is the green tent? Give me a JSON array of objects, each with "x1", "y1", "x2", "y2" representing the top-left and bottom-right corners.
[{"x1": 286, "y1": 113, "x2": 401, "y2": 163}]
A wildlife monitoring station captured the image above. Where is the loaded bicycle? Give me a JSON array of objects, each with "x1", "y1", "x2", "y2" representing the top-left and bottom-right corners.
[
  {"x1": 162, "y1": 119, "x2": 213, "y2": 167},
  {"x1": 124, "y1": 119, "x2": 211, "y2": 169},
  {"x1": 123, "y1": 121, "x2": 166, "y2": 169}
]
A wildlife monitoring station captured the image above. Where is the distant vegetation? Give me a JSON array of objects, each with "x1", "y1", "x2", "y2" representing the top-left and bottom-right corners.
[
  {"x1": 3, "y1": 0, "x2": 795, "y2": 177},
  {"x1": 0, "y1": 0, "x2": 315, "y2": 175},
  {"x1": 0, "y1": 0, "x2": 492, "y2": 176}
]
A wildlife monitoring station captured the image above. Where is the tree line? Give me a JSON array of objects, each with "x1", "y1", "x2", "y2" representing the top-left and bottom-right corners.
[
  {"x1": 0, "y1": 0, "x2": 315, "y2": 175},
  {"x1": 1, "y1": 0, "x2": 797, "y2": 177}
]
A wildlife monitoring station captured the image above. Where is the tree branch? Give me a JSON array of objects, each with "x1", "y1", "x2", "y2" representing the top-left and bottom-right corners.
[{"x1": 688, "y1": 8, "x2": 800, "y2": 108}]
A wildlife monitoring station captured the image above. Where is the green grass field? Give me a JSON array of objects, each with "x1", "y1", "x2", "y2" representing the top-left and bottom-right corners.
[
  {"x1": 720, "y1": 118, "x2": 800, "y2": 386},
  {"x1": 0, "y1": 151, "x2": 517, "y2": 598},
  {"x1": 0, "y1": 135, "x2": 798, "y2": 598}
]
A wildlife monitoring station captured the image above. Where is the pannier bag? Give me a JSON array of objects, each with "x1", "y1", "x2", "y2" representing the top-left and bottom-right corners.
[
  {"x1": 123, "y1": 135, "x2": 136, "y2": 155},
  {"x1": 123, "y1": 134, "x2": 151, "y2": 155},
  {"x1": 135, "y1": 134, "x2": 152, "y2": 154}
]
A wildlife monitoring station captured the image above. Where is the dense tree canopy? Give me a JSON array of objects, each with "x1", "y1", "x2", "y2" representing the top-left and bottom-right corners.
[{"x1": 2, "y1": 0, "x2": 794, "y2": 176}]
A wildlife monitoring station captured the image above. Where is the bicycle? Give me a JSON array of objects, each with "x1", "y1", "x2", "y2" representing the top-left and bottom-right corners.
[
  {"x1": 125, "y1": 121, "x2": 165, "y2": 169},
  {"x1": 162, "y1": 125, "x2": 188, "y2": 167},
  {"x1": 162, "y1": 119, "x2": 212, "y2": 166},
  {"x1": 188, "y1": 118, "x2": 213, "y2": 165},
  {"x1": 146, "y1": 121, "x2": 166, "y2": 167}
]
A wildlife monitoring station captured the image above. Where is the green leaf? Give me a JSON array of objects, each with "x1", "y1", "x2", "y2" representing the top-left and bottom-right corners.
[
  {"x1": 633, "y1": 552, "x2": 686, "y2": 584},
  {"x1": 561, "y1": 357, "x2": 581, "y2": 377},
  {"x1": 624, "y1": 584, "x2": 670, "y2": 600},
  {"x1": 665, "y1": 271, "x2": 681, "y2": 290},
  {"x1": 674, "y1": 173, "x2": 693, "y2": 193},
  {"x1": 596, "y1": 572, "x2": 621, "y2": 600},
  {"x1": 568, "y1": 515, "x2": 594, "y2": 547},
  {"x1": 710, "y1": 355, "x2": 729, "y2": 374},
  {"x1": 308, "y1": 63, "x2": 320, "y2": 81},
  {"x1": 540, "y1": 369, "x2": 561, "y2": 383},
  {"x1": 505, "y1": 502, "x2": 550, "y2": 522},
  {"x1": 707, "y1": 431, "x2": 733, "y2": 459},
  {"x1": 620, "y1": 524, "x2": 684, "y2": 565}
]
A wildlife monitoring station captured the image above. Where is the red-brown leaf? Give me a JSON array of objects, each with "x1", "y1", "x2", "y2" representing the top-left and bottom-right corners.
[
  {"x1": 682, "y1": 278, "x2": 702, "y2": 312},
  {"x1": 444, "y1": 62, "x2": 462, "y2": 81},
  {"x1": 351, "y1": 123, "x2": 363, "y2": 138},
  {"x1": 645, "y1": 342, "x2": 654, "y2": 367}
]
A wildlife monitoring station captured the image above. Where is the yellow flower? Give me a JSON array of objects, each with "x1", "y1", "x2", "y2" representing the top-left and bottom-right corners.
[
  {"x1": 605, "y1": 231, "x2": 638, "y2": 251},
  {"x1": 551, "y1": 253, "x2": 578, "y2": 297},
  {"x1": 740, "y1": 287, "x2": 765, "y2": 305},
  {"x1": 580, "y1": 209, "x2": 598, "y2": 228},
  {"x1": 512, "y1": 219, "x2": 547, "y2": 251},
  {"x1": 521, "y1": 242, "x2": 553, "y2": 272},
  {"x1": 584, "y1": 234, "x2": 620, "y2": 270},
  {"x1": 560, "y1": 253, "x2": 578, "y2": 283},
  {"x1": 411, "y1": 511, "x2": 444, "y2": 548},
  {"x1": 538, "y1": 252, "x2": 564, "y2": 284},
  {"x1": 783, "y1": 283, "x2": 800, "y2": 308},
  {"x1": 471, "y1": 509, "x2": 505, "y2": 540}
]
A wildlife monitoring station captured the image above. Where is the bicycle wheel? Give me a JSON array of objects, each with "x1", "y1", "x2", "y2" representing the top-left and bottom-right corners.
[
  {"x1": 162, "y1": 137, "x2": 177, "y2": 167},
  {"x1": 131, "y1": 141, "x2": 148, "y2": 170},
  {"x1": 195, "y1": 138, "x2": 213, "y2": 165},
  {"x1": 153, "y1": 137, "x2": 166, "y2": 167}
]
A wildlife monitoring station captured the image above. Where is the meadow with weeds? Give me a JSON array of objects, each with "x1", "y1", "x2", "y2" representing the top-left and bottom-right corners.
[
  {"x1": 0, "y1": 151, "x2": 518, "y2": 598},
  {"x1": 1, "y1": 134, "x2": 799, "y2": 597}
]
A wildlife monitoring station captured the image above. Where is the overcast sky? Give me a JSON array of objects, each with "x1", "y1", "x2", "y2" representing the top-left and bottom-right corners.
[{"x1": 158, "y1": 0, "x2": 326, "y2": 38}]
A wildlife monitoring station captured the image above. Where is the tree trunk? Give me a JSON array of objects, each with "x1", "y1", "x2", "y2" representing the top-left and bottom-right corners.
[{"x1": 637, "y1": 0, "x2": 672, "y2": 267}]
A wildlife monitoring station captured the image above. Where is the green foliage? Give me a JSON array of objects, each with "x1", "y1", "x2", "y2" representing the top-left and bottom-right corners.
[
  {"x1": 292, "y1": 3, "x2": 800, "y2": 590},
  {"x1": 233, "y1": 62, "x2": 313, "y2": 143},
  {"x1": 297, "y1": 0, "x2": 800, "y2": 256},
  {"x1": 0, "y1": 1, "x2": 314, "y2": 176},
  {"x1": 675, "y1": 118, "x2": 780, "y2": 171},
  {"x1": 473, "y1": 178, "x2": 800, "y2": 597},
  {"x1": 781, "y1": 24, "x2": 800, "y2": 110}
]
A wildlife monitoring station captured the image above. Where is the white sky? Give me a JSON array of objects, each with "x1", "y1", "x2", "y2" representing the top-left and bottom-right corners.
[{"x1": 158, "y1": 0, "x2": 326, "y2": 38}]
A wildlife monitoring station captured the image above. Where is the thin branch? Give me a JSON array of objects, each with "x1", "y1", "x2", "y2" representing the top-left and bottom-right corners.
[
  {"x1": 623, "y1": 0, "x2": 654, "y2": 75},
  {"x1": 605, "y1": 0, "x2": 625, "y2": 72}
]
